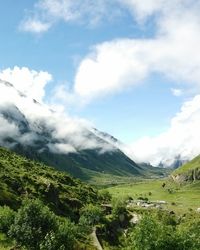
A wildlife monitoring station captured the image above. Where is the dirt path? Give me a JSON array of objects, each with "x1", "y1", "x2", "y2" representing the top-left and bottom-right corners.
[{"x1": 91, "y1": 227, "x2": 103, "y2": 250}]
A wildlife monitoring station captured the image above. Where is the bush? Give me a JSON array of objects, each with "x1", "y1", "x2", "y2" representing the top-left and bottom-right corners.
[
  {"x1": 99, "y1": 190, "x2": 112, "y2": 203},
  {"x1": 112, "y1": 198, "x2": 127, "y2": 218},
  {"x1": 40, "y1": 219, "x2": 77, "y2": 250},
  {"x1": 123, "y1": 212, "x2": 200, "y2": 250},
  {"x1": 0, "y1": 206, "x2": 15, "y2": 234},
  {"x1": 79, "y1": 204, "x2": 103, "y2": 233},
  {"x1": 8, "y1": 199, "x2": 57, "y2": 249},
  {"x1": 124, "y1": 214, "x2": 185, "y2": 250},
  {"x1": 177, "y1": 216, "x2": 200, "y2": 250}
]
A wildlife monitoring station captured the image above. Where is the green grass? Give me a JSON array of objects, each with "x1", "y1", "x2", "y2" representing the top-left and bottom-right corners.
[
  {"x1": 0, "y1": 146, "x2": 99, "y2": 219},
  {"x1": 81, "y1": 165, "x2": 171, "y2": 188},
  {"x1": 81, "y1": 168, "x2": 143, "y2": 187},
  {"x1": 173, "y1": 154, "x2": 200, "y2": 174},
  {"x1": 106, "y1": 179, "x2": 200, "y2": 213}
]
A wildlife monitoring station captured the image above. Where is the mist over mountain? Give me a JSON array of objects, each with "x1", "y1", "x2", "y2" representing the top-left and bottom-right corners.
[{"x1": 0, "y1": 79, "x2": 147, "y2": 180}]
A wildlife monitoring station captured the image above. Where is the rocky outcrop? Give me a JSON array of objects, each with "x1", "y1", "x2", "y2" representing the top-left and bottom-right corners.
[{"x1": 171, "y1": 167, "x2": 200, "y2": 183}]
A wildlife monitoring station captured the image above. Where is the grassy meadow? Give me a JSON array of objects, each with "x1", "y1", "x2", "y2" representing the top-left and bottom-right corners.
[{"x1": 106, "y1": 179, "x2": 200, "y2": 214}]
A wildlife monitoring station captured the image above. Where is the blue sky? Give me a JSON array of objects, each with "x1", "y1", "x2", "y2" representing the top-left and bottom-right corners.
[
  {"x1": 0, "y1": 0, "x2": 185, "y2": 142},
  {"x1": 1, "y1": 0, "x2": 200, "y2": 165}
]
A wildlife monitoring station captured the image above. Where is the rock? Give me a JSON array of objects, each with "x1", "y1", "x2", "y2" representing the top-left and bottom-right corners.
[{"x1": 130, "y1": 213, "x2": 141, "y2": 224}]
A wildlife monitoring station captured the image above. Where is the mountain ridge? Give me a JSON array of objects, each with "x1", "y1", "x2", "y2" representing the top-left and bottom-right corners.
[{"x1": 0, "y1": 79, "x2": 146, "y2": 181}]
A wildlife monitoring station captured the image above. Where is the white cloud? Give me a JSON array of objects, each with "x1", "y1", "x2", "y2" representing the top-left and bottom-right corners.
[
  {"x1": 72, "y1": 0, "x2": 200, "y2": 101},
  {"x1": 48, "y1": 143, "x2": 76, "y2": 154},
  {"x1": 0, "y1": 66, "x2": 52, "y2": 102},
  {"x1": 74, "y1": 40, "x2": 148, "y2": 99},
  {"x1": 20, "y1": 0, "x2": 119, "y2": 33},
  {"x1": 0, "y1": 116, "x2": 19, "y2": 140},
  {"x1": 128, "y1": 95, "x2": 200, "y2": 166},
  {"x1": 119, "y1": 0, "x2": 167, "y2": 21},
  {"x1": 171, "y1": 88, "x2": 183, "y2": 97},
  {"x1": 20, "y1": 19, "x2": 51, "y2": 33},
  {"x1": 0, "y1": 74, "x2": 116, "y2": 154}
]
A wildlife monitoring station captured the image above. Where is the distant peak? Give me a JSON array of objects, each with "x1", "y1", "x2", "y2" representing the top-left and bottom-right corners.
[
  {"x1": 0, "y1": 79, "x2": 14, "y2": 88},
  {"x1": 0, "y1": 78, "x2": 42, "y2": 105}
]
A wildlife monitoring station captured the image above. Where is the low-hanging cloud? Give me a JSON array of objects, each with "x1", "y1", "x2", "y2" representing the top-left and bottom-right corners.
[
  {"x1": 0, "y1": 69, "x2": 116, "y2": 155},
  {"x1": 128, "y1": 95, "x2": 200, "y2": 166},
  {"x1": 0, "y1": 66, "x2": 52, "y2": 102}
]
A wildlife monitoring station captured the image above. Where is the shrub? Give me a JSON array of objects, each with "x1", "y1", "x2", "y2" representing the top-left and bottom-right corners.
[
  {"x1": 112, "y1": 198, "x2": 127, "y2": 218},
  {"x1": 8, "y1": 199, "x2": 57, "y2": 249},
  {"x1": 0, "y1": 206, "x2": 15, "y2": 234},
  {"x1": 40, "y1": 219, "x2": 77, "y2": 250},
  {"x1": 177, "y1": 216, "x2": 200, "y2": 250},
  {"x1": 124, "y1": 214, "x2": 184, "y2": 250},
  {"x1": 99, "y1": 190, "x2": 112, "y2": 203},
  {"x1": 79, "y1": 204, "x2": 103, "y2": 233}
]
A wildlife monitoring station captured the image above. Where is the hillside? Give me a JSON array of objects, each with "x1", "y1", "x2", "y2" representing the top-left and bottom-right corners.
[
  {"x1": 0, "y1": 79, "x2": 164, "y2": 183},
  {"x1": 172, "y1": 154, "x2": 200, "y2": 182},
  {"x1": 0, "y1": 147, "x2": 99, "y2": 219}
]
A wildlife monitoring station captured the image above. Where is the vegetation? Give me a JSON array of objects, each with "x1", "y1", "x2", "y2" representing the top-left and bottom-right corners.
[
  {"x1": 0, "y1": 147, "x2": 199, "y2": 249},
  {"x1": 107, "y1": 179, "x2": 200, "y2": 213},
  {"x1": 0, "y1": 199, "x2": 78, "y2": 249},
  {"x1": 12, "y1": 139, "x2": 169, "y2": 184},
  {"x1": 13, "y1": 142, "x2": 142, "y2": 182},
  {"x1": 0, "y1": 146, "x2": 98, "y2": 218},
  {"x1": 0, "y1": 147, "x2": 107, "y2": 249},
  {"x1": 172, "y1": 154, "x2": 200, "y2": 181},
  {"x1": 122, "y1": 211, "x2": 200, "y2": 250}
]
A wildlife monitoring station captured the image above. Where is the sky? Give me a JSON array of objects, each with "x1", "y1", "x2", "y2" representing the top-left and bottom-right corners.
[{"x1": 1, "y1": 0, "x2": 200, "y2": 166}]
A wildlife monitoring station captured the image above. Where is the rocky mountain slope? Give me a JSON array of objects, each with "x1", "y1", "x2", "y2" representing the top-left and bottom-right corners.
[
  {"x1": 171, "y1": 154, "x2": 200, "y2": 183},
  {"x1": 0, "y1": 79, "x2": 152, "y2": 181}
]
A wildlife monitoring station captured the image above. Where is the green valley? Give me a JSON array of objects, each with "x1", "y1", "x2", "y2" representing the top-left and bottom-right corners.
[{"x1": 0, "y1": 147, "x2": 199, "y2": 249}]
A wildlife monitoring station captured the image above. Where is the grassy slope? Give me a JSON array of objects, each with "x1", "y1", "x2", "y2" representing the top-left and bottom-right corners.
[
  {"x1": 13, "y1": 144, "x2": 170, "y2": 186},
  {"x1": 0, "y1": 147, "x2": 99, "y2": 218},
  {"x1": 173, "y1": 154, "x2": 200, "y2": 174},
  {"x1": 106, "y1": 179, "x2": 200, "y2": 213},
  {"x1": 13, "y1": 143, "x2": 143, "y2": 182}
]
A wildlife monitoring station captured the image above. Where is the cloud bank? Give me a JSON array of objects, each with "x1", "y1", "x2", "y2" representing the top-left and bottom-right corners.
[
  {"x1": 0, "y1": 67, "x2": 115, "y2": 155},
  {"x1": 0, "y1": 66, "x2": 52, "y2": 102},
  {"x1": 128, "y1": 95, "x2": 200, "y2": 166},
  {"x1": 74, "y1": 1, "x2": 200, "y2": 100}
]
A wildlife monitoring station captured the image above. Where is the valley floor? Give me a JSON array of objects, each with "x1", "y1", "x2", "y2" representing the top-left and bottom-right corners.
[{"x1": 106, "y1": 179, "x2": 200, "y2": 214}]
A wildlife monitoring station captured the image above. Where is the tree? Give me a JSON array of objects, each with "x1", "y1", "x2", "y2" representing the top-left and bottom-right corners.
[{"x1": 9, "y1": 199, "x2": 57, "y2": 249}]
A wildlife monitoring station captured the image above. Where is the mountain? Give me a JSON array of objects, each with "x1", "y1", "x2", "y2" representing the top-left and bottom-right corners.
[
  {"x1": 171, "y1": 154, "x2": 200, "y2": 182},
  {"x1": 0, "y1": 146, "x2": 99, "y2": 219},
  {"x1": 0, "y1": 79, "x2": 155, "y2": 182}
]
